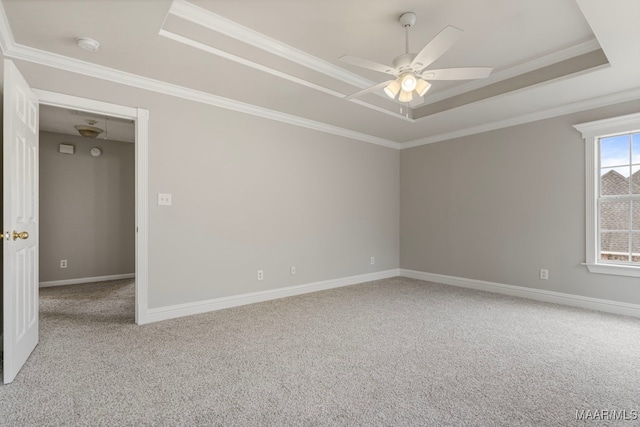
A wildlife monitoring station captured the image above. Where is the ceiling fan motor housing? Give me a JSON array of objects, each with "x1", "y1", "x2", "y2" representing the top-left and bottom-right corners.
[
  {"x1": 340, "y1": 11, "x2": 492, "y2": 104},
  {"x1": 392, "y1": 53, "x2": 417, "y2": 72}
]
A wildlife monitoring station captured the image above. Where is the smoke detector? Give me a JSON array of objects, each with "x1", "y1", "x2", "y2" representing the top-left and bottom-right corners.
[{"x1": 77, "y1": 37, "x2": 100, "y2": 52}]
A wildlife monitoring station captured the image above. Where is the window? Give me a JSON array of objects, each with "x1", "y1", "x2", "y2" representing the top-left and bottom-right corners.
[
  {"x1": 599, "y1": 132, "x2": 640, "y2": 263},
  {"x1": 575, "y1": 112, "x2": 640, "y2": 277}
]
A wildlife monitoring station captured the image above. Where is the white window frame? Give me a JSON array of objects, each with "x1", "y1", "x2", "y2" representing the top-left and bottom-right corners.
[{"x1": 574, "y1": 112, "x2": 640, "y2": 278}]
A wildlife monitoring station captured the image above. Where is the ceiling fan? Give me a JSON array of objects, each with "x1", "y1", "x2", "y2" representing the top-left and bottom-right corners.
[{"x1": 340, "y1": 12, "x2": 492, "y2": 105}]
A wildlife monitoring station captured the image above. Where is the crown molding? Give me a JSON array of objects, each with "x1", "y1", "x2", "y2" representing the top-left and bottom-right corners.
[
  {"x1": 0, "y1": 2, "x2": 398, "y2": 149},
  {"x1": 3, "y1": 33, "x2": 637, "y2": 152},
  {"x1": 6, "y1": 42, "x2": 399, "y2": 148},
  {"x1": 159, "y1": 29, "x2": 413, "y2": 123},
  {"x1": 422, "y1": 39, "x2": 602, "y2": 106},
  {"x1": 0, "y1": 0, "x2": 14, "y2": 55},
  {"x1": 166, "y1": 1, "x2": 606, "y2": 120},
  {"x1": 0, "y1": 0, "x2": 635, "y2": 153},
  {"x1": 164, "y1": 0, "x2": 412, "y2": 118},
  {"x1": 168, "y1": 0, "x2": 373, "y2": 90},
  {"x1": 401, "y1": 86, "x2": 640, "y2": 149}
]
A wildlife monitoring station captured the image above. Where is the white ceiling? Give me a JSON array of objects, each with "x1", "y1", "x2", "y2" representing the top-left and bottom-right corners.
[{"x1": 1, "y1": 0, "x2": 639, "y2": 146}]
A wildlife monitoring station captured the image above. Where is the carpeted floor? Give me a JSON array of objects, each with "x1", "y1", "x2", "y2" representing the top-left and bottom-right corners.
[{"x1": 1, "y1": 277, "x2": 639, "y2": 426}]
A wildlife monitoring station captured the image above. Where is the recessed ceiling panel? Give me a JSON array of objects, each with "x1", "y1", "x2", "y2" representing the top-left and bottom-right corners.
[{"x1": 2, "y1": 0, "x2": 637, "y2": 146}]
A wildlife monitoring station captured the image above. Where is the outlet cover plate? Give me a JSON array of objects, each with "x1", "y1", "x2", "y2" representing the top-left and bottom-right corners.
[{"x1": 158, "y1": 193, "x2": 172, "y2": 206}]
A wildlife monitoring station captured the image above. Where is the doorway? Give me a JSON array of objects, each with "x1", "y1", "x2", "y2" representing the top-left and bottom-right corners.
[
  {"x1": 34, "y1": 90, "x2": 149, "y2": 325},
  {"x1": 39, "y1": 105, "x2": 135, "y2": 318}
]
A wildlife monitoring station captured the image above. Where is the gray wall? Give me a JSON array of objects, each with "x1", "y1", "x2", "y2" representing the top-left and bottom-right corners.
[
  {"x1": 147, "y1": 98, "x2": 400, "y2": 307},
  {"x1": 401, "y1": 100, "x2": 640, "y2": 305},
  {"x1": 39, "y1": 131, "x2": 135, "y2": 282},
  {"x1": 3, "y1": 54, "x2": 639, "y2": 317},
  {"x1": 12, "y1": 59, "x2": 400, "y2": 309}
]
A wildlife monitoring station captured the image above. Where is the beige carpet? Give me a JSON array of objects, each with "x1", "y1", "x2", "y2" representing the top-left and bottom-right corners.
[{"x1": 1, "y1": 277, "x2": 639, "y2": 426}]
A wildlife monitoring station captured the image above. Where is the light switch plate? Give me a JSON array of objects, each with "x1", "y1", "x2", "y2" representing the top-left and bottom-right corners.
[{"x1": 158, "y1": 193, "x2": 172, "y2": 206}]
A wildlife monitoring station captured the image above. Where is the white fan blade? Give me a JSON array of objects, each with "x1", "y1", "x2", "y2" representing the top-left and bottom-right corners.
[
  {"x1": 344, "y1": 80, "x2": 394, "y2": 100},
  {"x1": 339, "y1": 55, "x2": 396, "y2": 75},
  {"x1": 419, "y1": 67, "x2": 492, "y2": 81},
  {"x1": 410, "y1": 26, "x2": 464, "y2": 71}
]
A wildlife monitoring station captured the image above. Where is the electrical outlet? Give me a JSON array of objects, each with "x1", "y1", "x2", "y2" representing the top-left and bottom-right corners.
[
  {"x1": 290, "y1": 266, "x2": 296, "y2": 275},
  {"x1": 158, "y1": 193, "x2": 172, "y2": 206},
  {"x1": 257, "y1": 270, "x2": 264, "y2": 281},
  {"x1": 540, "y1": 269, "x2": 549, "y2": 280},
  {"x1": 370, "y1": 257, "x2": 375, "y2": 265},
  {"x1": 60, "y1": 260, "x2": 67, "y2": 269}
]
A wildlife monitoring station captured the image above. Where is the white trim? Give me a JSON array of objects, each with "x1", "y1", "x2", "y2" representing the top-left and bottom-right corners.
[
  {"x1": 147, "y1": 269, "x2": 400, "y2": 323},
  {"x1": 33, "y1": 89, "x2": 137, "y2": 118},
  {"x1": 33, "y1": 89, "x2": 150, "y2": 324},
  {"x1": 574, "y1": 111, "x2": 640, "y2": 138},
  {"x1": 421, "y1": 39, "x2": 602, "y2": 106},
  {"x1": 0, "y1": 0, "x2": 398, "y2": 150},
  {"x1": 584, "y1": 128, "x2": 599, "y2": 267},
  {"x1": 0, "y1": 0, "x2": 13, "y2": 55},
  {"x1": 0, "y1": 0, "x2": 635, "y2": 152},
  {"x1": 167, "y1": 0, "x2": 372, "y2": 90},
  {"x1": 166, "y1": 1, "x2": 601, "y2": 117},
  {"x1": 584, "y1": 263, "x2": 640, "y2": 278},
  {"x1": 400, "y1": 269, "x2": 640, "y2": 318},
  {"x1": 158, "y1": 29, "x2": 411, "y2": 122},
  {"x1": 6, "y1": 43, "x2": 398, "y2": 149},
  {"x1": 135, "y1": 109, "x2": 150, "y2": 325},
  {"x1": 402, "y1": 87, "x2": 640, "y2": 148},
  {"x1": 575, "y1": 112, "x2": 640, "y2": 277},
  {"x1": 147, "y1": 267, "x2": 640, "y2": 323},
  {"x1": 39, "y1": 273, "x2": 135, "y2": 288}
]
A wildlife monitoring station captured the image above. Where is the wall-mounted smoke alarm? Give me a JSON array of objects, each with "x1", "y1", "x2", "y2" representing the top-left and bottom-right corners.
[
  {"x1": 77, "y1": 37, "x2": 100, "y2": 52},
  {"x1": 90, "y1": 147, "x2": 102, "y2": 157},
  {"x1": 59, "y1": 143, "x2": 74, "y2": 154}
]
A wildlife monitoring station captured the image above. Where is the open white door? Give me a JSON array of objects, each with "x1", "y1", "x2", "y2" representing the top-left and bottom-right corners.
[{"x1": 3, "y1": 60, "x2": 39, "y2": 384}]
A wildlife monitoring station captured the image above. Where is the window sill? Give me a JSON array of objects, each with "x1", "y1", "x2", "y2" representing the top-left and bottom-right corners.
[{"x1": 583, "y1": 262, "x2": 640, "y2": 278}]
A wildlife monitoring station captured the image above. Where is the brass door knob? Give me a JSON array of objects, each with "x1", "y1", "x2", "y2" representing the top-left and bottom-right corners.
[{"x1": 13, "y1": 231, "x2": 29, "y2": 240}]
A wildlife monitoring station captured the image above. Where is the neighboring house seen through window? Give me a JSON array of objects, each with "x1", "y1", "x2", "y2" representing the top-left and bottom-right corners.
[
  {"x1": 575, "y1": 113, "x2": 640, "y2": 278},
  {"x1": 599, "y1": 132, "x2": 640, "y2": 263}
]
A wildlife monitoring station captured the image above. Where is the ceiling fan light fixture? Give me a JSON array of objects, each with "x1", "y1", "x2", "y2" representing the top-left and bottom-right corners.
[
  {"x1": 74, "y1": 125, "x2": 104, "y2": 138},
  {"x1": 384, "y1": 80, "x2": 401, "y2": 98},
  {"x1": 398, "y1": 90, "x2": 413, "y2": 103},
  {"x1": 339, "y1": 13, "x2": 492, "y2": 106},
  {"x1": 415, "y1": 79, "x2": 431, "y2": 97},
  {"x1": 400, "y1": 73, "x2": 417, "y2": 92}
]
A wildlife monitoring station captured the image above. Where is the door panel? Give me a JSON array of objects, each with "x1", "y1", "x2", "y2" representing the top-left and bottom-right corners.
[{"x1": 3, "y1": 59, "x2": 39, "y2": 384}]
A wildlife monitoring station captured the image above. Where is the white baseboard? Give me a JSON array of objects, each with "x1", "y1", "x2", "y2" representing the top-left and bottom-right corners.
[
  {"x1": 147, "y1": 269, "x2": 400, "y2": 323},
  {"x1": 400, "y1": 269, "x2": 640, "y2": 318},
  {"x1": 39, "y1": 273, "x2": 135, "y2": 288}
]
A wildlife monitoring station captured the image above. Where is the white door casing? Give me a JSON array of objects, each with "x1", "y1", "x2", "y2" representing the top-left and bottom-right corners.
[{"x1": 3, "y1": 59, "x2": 39, "y2": 384}]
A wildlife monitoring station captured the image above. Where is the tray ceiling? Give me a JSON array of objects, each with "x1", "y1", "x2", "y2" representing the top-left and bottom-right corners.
[{"x1": 1, "y1": 0, "x2": 639, "y2": 147}]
